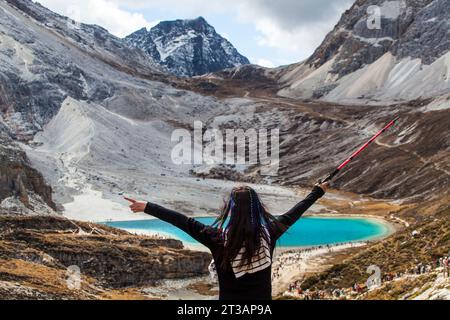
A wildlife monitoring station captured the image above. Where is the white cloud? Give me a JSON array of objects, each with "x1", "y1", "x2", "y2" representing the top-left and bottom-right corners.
[
  {"x1": 38, "y1": 0, "x2": 158, "y2": 37},
  {"x1": 252, "y1": 17, "x2": 338, "y2": 61},
  {"x1": 36, "y1": 0, "x2": 354, "y2": 63},
  {"x1": 234, "y1": 0, "x2": 353, "y2": 61},
  {"x1": 112, "y1": 0, "x2": 353, "y2": 62},
  {"x1": 235, "y1": 0, "x2": 353, "y2": 29}
]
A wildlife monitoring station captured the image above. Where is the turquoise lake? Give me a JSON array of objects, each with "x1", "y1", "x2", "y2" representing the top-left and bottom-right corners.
[{"x1": 103, "y1": 216, "x2": 390, "y2": 248}]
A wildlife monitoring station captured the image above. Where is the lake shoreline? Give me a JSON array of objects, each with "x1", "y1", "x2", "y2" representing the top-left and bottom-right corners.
[
  {"x1": 101, "y1": 210, "x2": 399, "y2": 299},
  {"x1": 104, "y1": 214, "x2": 397, "y2": 253}
]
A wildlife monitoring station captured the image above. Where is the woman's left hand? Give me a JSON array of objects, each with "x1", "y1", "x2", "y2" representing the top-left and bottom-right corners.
[
  {"x1": 316, "y1": 182, "x2": 330, "y2": 192},
  {"x1": 124, "y1": 197, "x2": 147, "y2": 213}
]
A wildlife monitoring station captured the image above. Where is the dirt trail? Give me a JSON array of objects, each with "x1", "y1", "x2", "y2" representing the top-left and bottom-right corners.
[
  {"x1": 374, "y1": 139, "x2": 450, "y2": 177},
  {"x1": 252, "y1": 95, "x2": 353, "y2": 125}
]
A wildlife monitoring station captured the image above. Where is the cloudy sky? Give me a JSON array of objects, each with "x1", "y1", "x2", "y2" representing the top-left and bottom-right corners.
[{"x1": 37, "y1": 0, "x2": 353, "y2": 67}]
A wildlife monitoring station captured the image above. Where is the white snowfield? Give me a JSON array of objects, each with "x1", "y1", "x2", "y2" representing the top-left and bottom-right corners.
[
  {"x1": 153, "y1": 31, "x2": 198, "y2": 62},
  {"x1": 280, "y1": 51, "x2": 450, "y2": 105}
]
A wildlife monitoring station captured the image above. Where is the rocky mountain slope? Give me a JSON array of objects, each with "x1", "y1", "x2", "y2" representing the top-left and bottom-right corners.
[
  {"x1": 278, "y1": 0, "x2": 450, "y2": 104},
  {"x1": 0, "y1": 0, "x2": 235, "y2": 215},
  {"x1": 0, "y1": 129, "x2": 55, "y2": 214},
  {"x1": 0, "y1": 215, "x2": 211, "y2": 299},
  {"x1": 125, "y1": 17, "x2": 250, "y2": 77},
  {"x1": 207, "y1": 96, "x2": 450, "y2": 201},
  {"x1": 1, "y1": 0, "x2": 449, "y2": 214},
  {"x1": 1, "y1": 0, "x2": 449, "y2": 216},
  {"x1": 0, "y1": 0, "x2": 166, "y2": 141}
]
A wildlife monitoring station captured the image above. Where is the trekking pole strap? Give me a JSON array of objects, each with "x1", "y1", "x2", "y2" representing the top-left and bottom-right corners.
[{"x1": 321, "y1": 169, "x2": 340, "y2": 184}]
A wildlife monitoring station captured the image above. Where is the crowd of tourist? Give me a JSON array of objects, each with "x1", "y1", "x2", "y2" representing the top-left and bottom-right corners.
[
  {"x1": 285, "y1": 281, "x2": 365, "y2": 300},
  {"x1": 282, "y1": 254, "x2": 450, "y2": 300}
]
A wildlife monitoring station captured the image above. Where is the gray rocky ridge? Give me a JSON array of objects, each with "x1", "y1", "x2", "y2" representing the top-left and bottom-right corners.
[{"x1": 125, "y1": 17, "x2": 250, "y2": 77}]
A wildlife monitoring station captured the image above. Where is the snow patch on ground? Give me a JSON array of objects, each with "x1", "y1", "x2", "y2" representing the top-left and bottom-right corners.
[{"x1": 154, "y1": 30, "x2": 197, "y2": 62}]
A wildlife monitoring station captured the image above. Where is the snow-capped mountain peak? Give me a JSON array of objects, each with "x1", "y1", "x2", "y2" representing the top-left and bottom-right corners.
[{"x1": 125, "y1": 17, "x2": 250, "y2": 77}]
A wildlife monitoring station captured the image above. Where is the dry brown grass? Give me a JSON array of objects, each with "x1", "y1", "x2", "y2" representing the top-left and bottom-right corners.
[
  {"x1": 319, "y1": 195, "x2": 406, "y2": 216},
  {"x1": 361, "y1": 274, "x2": 436, "y2": 300},
  {"x1": 0, "y1": 258, "x2": 100, "y2": 299},
  {"x1": 100, "y1": 288, "x2": 149, "y2": 300},
  {"x1": 186, "y1": 281, "x2": 219, "y2": 297},
  {"x1": 0, "y1": 215, "x2": 211, "y2": 300}
]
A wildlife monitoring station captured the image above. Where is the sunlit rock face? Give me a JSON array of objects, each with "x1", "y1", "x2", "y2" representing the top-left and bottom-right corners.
[{"x1": 278, "y1": 0, "x2": 450, "y2": 103}]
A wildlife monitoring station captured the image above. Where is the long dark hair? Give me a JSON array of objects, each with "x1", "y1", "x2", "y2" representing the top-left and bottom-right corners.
[{"x1": 213, "y1": 186, "x2": 286, "y2": 270}]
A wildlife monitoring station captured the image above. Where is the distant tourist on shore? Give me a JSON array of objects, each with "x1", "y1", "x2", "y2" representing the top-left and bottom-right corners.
[
  {"x1": 284, "y1": 255, "x2": 450, "y2": 300},
  {"x1": 441, "y1": 257, "x2": 450, "y2": 278}
]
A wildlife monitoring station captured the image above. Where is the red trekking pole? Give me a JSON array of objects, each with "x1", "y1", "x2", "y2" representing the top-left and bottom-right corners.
[{"x1": 321, "y1": 117, "x2": 399, "y2": 183}]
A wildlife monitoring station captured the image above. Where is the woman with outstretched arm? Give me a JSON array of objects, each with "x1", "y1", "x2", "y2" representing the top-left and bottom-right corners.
[{"x1": 125, "y1": 182, "x2": 328, "y2": 300}]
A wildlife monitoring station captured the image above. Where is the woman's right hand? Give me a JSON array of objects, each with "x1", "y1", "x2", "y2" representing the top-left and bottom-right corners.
[{"x1": 124, "y1": 197, "x2": 147, "y2": 213}]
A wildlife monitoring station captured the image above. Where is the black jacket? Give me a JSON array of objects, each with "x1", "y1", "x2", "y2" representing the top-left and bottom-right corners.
[{"x1": 144, "y1": 186, "x2": 325, "y2": 300}]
